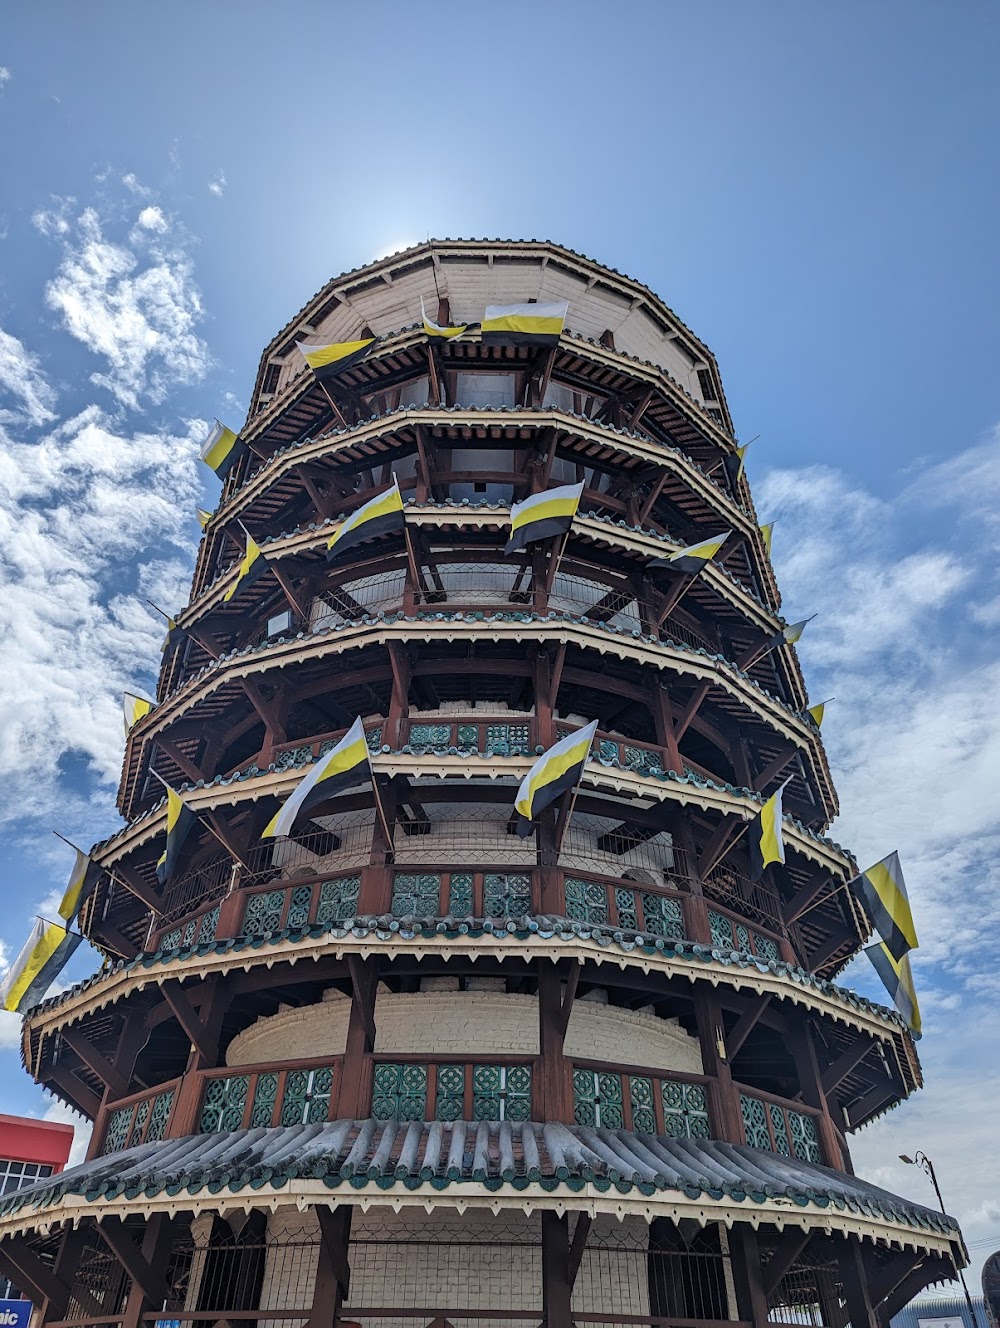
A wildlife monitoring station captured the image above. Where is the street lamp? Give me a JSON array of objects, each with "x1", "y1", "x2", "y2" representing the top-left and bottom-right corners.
[{"x1": 899, "y1": 1152, "x2": 980, "y2": 1328}]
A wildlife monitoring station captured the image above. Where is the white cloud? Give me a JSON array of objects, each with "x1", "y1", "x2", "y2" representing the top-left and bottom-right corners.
[
  {"x1": 0, "y1": 328, "x2": 57, "y2": 427},
  {"x1": 208, "y1": 172, "x2": 227, "y2": 198},
  {"x1": 0, "y1": 68, "x2": 10, "y2": 87},
  {"x1": 39, "y1": 203, "x2": 209, "y2": 408},
  {"x1": 758, "y1": 431, "x2": 1000, "y2": 1283},
  {"x1": 135, "y1": 205, "x2": 169, "y2": 235},
  {"x1": 0, "y1": 401, "x2": 204, "y2": 818}
]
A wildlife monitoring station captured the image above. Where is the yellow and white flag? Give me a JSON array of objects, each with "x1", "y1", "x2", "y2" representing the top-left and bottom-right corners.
[
  {"x1": 123, "y1": 691, "x2": 153, "y2": 734},
  {"x1": 866, "y1": 943, "x2": 921, "y2": 1036},
  {"x1": 0, "y1": 919, "x2": 82, "y2": 1014},
  {"x1": 805, "y1": 699, "x2": 830, "y2": 728},
  {"x1": 57, "y1": 846, "x2": 101, "y2": 926},
  {"x1": 197, "y1": 508, "x2": 213, "y2": 530},
  {"x1": 482, "y1": 301, "x2": 567, "y2": 346},
  {"x1": 297, "y1": 338, "x2": 376, "y2": 381},
  {"x1": 514, "y1": 720, "x2": 598, "y2": 836},
  {"x1": 200, "y1": 421, "x2": 246, "y2": 480},
  {"x1": 262, "y1": 718, "x2": 372, "y2": 839},
  {"x1": 850, "y1": 851, "x2": 918, "y2": 962},
  {"x1": 327, "y1": 479, "x2": 406, "y2": 562},
  {"x1": 759, "y1": 522, "x2": 774, "y2": 554},
  {"x1": 222, "y1": 532, "x2": 269, "y2": 604},
  {"x1": 654, "y1": 530, "x2": 731, "y2": 576},
  {"x1": 506, "y1": 481, "x2": 584, "y2": 554},
  {"x1": 748, "y1": 779, "x2": 791, "y2": 880},
  {"x1": 421, "y1": 298, "x2": 468, "y2": 341}
]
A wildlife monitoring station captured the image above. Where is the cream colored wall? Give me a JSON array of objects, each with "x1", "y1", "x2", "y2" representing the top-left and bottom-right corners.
[
  {"x1": 226, "y1": 984, "x2": 703, "y2": 1075},
  {"x1": 270, "y1": 248, "x2": 709, "y2": 406}
]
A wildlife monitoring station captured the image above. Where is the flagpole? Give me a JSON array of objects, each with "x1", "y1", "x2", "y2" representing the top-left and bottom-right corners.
[
  {"x1": 544, "y1": 529, "x2": 571, "y2": 595},
  {"x1": 401, "y1": 521, "x2": 423, "y2": 604},
  {"x1": 148, "y1": 770, "x2": 250, "y2": 869},
  {"x1": 145, "y1": 599, "x2": 173, "y2": 623},
  {"x1": 368, "y1": 763, "x2": 394, "y2": 849},
  {"x1": 52, "y1": 830, "x2": 86, "y2": 855},
  {"x1": 553, "y1": 781, "x2": 582, "y2": 858},
  {"x1": 792, "y1": 876, "x2": 855, "y2": 921}
]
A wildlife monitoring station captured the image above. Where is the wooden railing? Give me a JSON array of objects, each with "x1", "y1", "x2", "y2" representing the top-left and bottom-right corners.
[
  {"x1": 96, "y1": 1078, "x2": 181, "y2": 1156},
  {"x1": 198, "y1": 1056, "x2": 344, "y2": 1132},
  {"x1": 370, "y1": 1054, "x2": 537, "y2": 1123},
  {"x1": 737, "y1": 1084, "x2": 824, "y2": 1164},
  {"x1": 571, "y1": 1060, "x2": 716, "y2": 1139}
]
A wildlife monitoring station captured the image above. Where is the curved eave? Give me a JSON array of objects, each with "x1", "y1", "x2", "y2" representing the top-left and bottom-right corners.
[
  {"x1": 127, "y1": 617, "x2": 831, "y2": 819},
  {"x1": 223, "y1": 405, "x2": 751, "y2": 544},
  {"x1": 0, "y1": 1122, "x2": 959, "y2": 1261},
  {"x1": 23, "y1": 924, "x2": 916, "y2": 1090},
  {"x1": 99, "y1": 741, "x2": 853, "y2": 883}
]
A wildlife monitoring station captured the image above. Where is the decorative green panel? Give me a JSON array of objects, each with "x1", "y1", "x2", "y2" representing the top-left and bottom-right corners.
[
  {"x1": 199, "y1": 1075, "x2": 249, "y2": 1132},
  {"x1": 661, "y1": 1079, "x2": 710, "y2": 1139},
  {"x1": 392, "y1": 873, "x2": 441, "y2": 916},
  {"x1": 471, "y1": 1064, "x2": 532, "y2": 1121},
  {"x1": 435, "y1": 1064, "x2": 465, "y2": 1121},
  {"x1": 485, "y1": 724, "x2": 529, "y2": 755},
  {"x1": 275, "y1": 744, "x2": 313, "y2": 770},
  {"x1": 615, "y1": 888, "x2": 638, "y2": 931},
  {"x1": 629, "y1": 1075, "x2": 656, "y2": 1134},
  {"x1": 564, "y1": 877, "x2": 608, "y2": 927},
  {"x1": 242, "y1": 889, "x2": 284, "y2": 936},
  {"x1": 366, "y1": 726, "x2": 383, "y2": 752},
  {"x1": 572, "y1": 1069, "x2": 623, "y2": 1128},
  {"x1": 735, "y1": 923, "x2": 752, "y2": 952},
  {"x1": 287, "y1": 884, "x2": 313, "y2": 929},
  {"x1": 103, "y1": 1106, "x2": 133, "y2": 1155},
  {"x1": 316, "y1": 875, "x2": 360, "y2": 925},
  {"x1": 789, "y1": 1110, "x2": 821, "y2": 1163},
  {"x1": 197, "y1": 905, "x2": 220, "y2": 945},
  {"x1": 372, "y1": 1063, "x2": 427, "y2": 1121},
  {"x1": 769, "y1": 1101, "x2": 791, "y2": 1156},
  {"x1": 456, "y1": 723, "x2": 478, "y2": 749},
  {"x1": 740, "y1": 1093, "x2": 771, "y2": 1151},
  {"x1": 182, "y1": 917, "x2": 199, "y2": 945},
  {"x1": 145, "y1": 1089, "x2": 174, "y2": 1143},
  {"x1": 708, "y1": 909, "x2": 734, "y2": 949},
  {"x1": 250, "y1": 1072, "x2": 278, "y2": 1128},
  {"x1": 159, "y1": 926, "x2": 181, "y2": 951},
  {"x1": 753, "y1": 932, "x2": 781, "y2": 963},
  {"x1": 449, "y1": 873, "x2": 474, "y2": 919},
  {"x1": 280, "y1": 1066, "x2": 334, "y2": 1125},
  {"x1": 640, "y1": 892, "x2": 684, "y2": 939},
  {"x1": 598, "y1": 738, "x2": 619, "y2": 764},
  {"x1": 410, "y1": 723, "x2": 451, "y2": 747},
  {"x1": 483, "y1": 873, "x2": 531, "y2": 917},
  {"x1": 128, "y1": 1096, "x2": 150, "y2": 1147},
  {"x1": 622, "y1": 744, "x2": 662, "y2": 776}
]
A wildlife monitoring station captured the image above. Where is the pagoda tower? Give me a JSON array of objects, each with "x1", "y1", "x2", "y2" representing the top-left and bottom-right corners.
[{"x1": 0, "y1": 241, "x2": 966, "y2": 1328}]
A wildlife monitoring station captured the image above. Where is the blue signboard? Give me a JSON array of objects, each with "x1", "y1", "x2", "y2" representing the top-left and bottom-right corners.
[{"x1": 0, "y1": 1300, "x2": 32, "y2": 1328}]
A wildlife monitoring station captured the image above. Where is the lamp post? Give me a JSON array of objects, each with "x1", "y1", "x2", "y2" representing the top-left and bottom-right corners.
[{"x1": 900, "y1": 1152, "x2": 980, "y2": 1328}]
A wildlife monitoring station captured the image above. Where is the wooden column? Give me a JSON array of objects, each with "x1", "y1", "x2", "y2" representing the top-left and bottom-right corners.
[
  {"x1": 104, "y1": 1213, "x2": 175, "y2": 1328},
  {"x1": 358, "y1": 778, "x2": 397, "y2": 915},
  {"x1": 837, "y1": 1234, "x2": 878, "y2": 1328},
  {"x1": 338, "y1": 957, "x2": 378, "y2": 1119},
  {"x1": 541, "y1": 1210, "x2": 573, "y2": 1328},
  {"x1": 788, "y1": 1020, "x2": 846, "y2": 1169},
  {"x1": 537, "y1": 963, "x2": 573, "y2": 1122},
  {"x1": 650, "y1": 683, "x2": 683, "y2": 775},
  {"x1": 693, "y1": 984, "x2": 743, "y2": 1143},
  {"x1": 729, "y1": 1224, "x2": 770, "y2": 1328},
  {"x1": 312, "y1": 1206, "x2": 353, "y2": 1328}
]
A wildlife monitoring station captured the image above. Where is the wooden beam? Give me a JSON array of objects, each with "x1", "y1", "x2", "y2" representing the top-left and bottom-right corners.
[
  {"x1": 808, "y1": 924, "x2": 856, "y2": 970},
  {"x1": 60, "y1": 1027, "x2": 129, "y2": 1099},
  {"x1": 752, "y1": 745, "x2": 798, "y2": 792},
  {"x1": 556, "y1": 960, "x2": 580, "y2": 1039},
  {"x1": 626, "y1": 387, "x2": 655, "y2": 431},
  {"x1": 762, "y1": 1227, "x2": 812, "y2": 1296},
  {"x1": 821, "y1": 1037, "x2": 876, "y2": 1096},
  {"x1": 0, "y1": 1239, "x2": 71, "y2": 1310},
  {"x1": 110, "y1": 865, "x2": 161, "y2": 913},
  {"x1": 161, "y1": 981, "x2": 217, "y2": 1064},
  {"x1": 346, "y1": 955, "x2": 377, "y2": 1042},
  {"x1": 567, "y1": 1212, "x2": 592, "y2": 1289},
  {"x1": 725, "y1": 994, "x2": 773, "y2": 1060},
  {"x1": 47, "y1": 1062, "x2": 102, "y2": 1119},
  {"x1": 541, "y1": 1211, "x2": 572, "y2": 1328},
  {"x1": 315, "y1": 1206, "x2": 352, "y2": 1299},
  {"x1": 696, "y1": 813, "x2": 744, "y2": 880},
  {"x1": 153, "y1": 735, "x2": 205, "y2": 785},
  {"x1": 785, "y1": 875, "x2": 837, "y2": 925},
  {"x1": 846, "y1": 1076, "x2": 899, "y2": 1126},
  {"x1": 673, "y1": 679, "x2": 711, "y2": 743},
  {"x1": 98, "y1": 1217, "x2": 168, "y2": 1303}
]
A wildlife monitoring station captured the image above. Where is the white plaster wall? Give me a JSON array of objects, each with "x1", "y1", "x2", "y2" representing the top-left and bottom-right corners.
[
  {"x1": 270, "y1": 248, "x2": 710, "y2": 405},
  {"x1": 226, "y1": 987, "x2": 703, "y2": 1075}
]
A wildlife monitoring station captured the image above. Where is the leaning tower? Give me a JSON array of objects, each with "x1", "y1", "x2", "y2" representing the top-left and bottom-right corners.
[{"x1": 0, "y1": 241, "x2": 965, "y2": 1328}]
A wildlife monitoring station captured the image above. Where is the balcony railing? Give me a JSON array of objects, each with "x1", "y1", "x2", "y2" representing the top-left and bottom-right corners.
[
  {"x1": 571, "y1": 1061, "x2": 714, "y2": 1139},
  {"x1": 738, "y1": 1086, "x2": 823, "y2": 1164},
  {"x1": 371, "y1": 1056, "x2": 537, "y2": 1122},
  {"x1": 97, "y1": 1079, "x2": 180, "y2": 1156},
  {"x1": 198, "y1": 1057, "x2": 343, "y2": 1133}
]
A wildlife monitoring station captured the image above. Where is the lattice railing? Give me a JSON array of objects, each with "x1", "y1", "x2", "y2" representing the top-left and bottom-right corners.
[
  {"x1": 738, "y1": 1088, "x2": 823, "y2": 1163},
  {"x1": 707, "y1": 906, "x2": 783, "y2": 962},
  {"x1": 571, "y1": 1062, "x2": 713, "y2": 1138},
  {"x1": 198, "y1": 1058, "x2": 343, "y2": 1133},
  {"x1": 371, "y1": 1057, "x2": 536, "y2": 1122},
  {"x1": 98, "y1": 1080, "x2": 180, "y2": 1156}
]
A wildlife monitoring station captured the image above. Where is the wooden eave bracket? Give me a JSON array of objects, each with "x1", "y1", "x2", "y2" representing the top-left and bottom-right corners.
[{"x1": 97, "y1": 1216, "x2": 169, "y2": 1303}]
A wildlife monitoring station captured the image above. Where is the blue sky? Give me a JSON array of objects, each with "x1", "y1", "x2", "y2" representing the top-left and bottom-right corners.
[{"x1": 0, "y1": 0, "x2": 998, "y2": 1284}]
